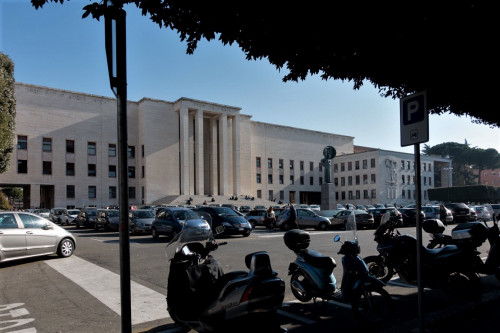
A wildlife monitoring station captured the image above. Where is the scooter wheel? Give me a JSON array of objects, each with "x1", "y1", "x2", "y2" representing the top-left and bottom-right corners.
[
  {"x1": 364, "y1": 256, "x2": 394, "y2": 283},
  {"x1": 351, "y1": 285, "x2": 393, "y2": 327},
  {"x1": 290, "y1": 272, "x2": 313, "y2": 302}
]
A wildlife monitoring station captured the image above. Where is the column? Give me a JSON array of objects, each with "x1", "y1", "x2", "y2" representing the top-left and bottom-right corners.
[
  {"x1": 179, "y1": 106, "x2": 189, "y2": 195},
  {"x1": 218, "y1": 114, "x2": 228, "y2": 196},
  {"x1": 195, "y1": 109, "x2": 204, "y2": 195},
  {"x1": 209, "y1": 118, "x2": 218, "y2": 195},
  {"x1": 232, "y1": 115, "x2": 241, "y2": 196},
  {"x1": 31, "y1": 184, "x2": 40, "y2": 208}
]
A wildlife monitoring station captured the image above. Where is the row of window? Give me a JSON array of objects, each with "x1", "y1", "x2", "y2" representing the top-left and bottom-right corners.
[
  {"x1": 17, "y1": 160, "x2": 144, "y2": 179},
  {"x1": 335, "y1": 189, "x2": 430, "y2": 201},
  {"x1": 334, "y1": 174, "x2": 376, "y2": 186},
  {"x1": 17, "y1": 136, "x2": 142, "y2": 159},
  {"x1": 65, "y1": 185, "x2": 140, "y2": 199},
  {"x1": 334, "y1": 159, "x2": 376, "y2": 172},
  {"x1": 256, "y1": 174, "x2": 323, "y2": 186},
  {"x1": 256, "y1": 158, "x2": 323, "y2": 172}
]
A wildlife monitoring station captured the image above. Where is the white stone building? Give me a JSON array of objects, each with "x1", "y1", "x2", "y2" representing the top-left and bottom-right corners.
[{"x1": 0, "y1": 83, "x2": 451, "y2": 209}]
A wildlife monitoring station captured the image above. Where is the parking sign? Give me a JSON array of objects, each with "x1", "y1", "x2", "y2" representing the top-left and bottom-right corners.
[{"x1": 400, "y1": 91, "x2": 428, "y2": 146}]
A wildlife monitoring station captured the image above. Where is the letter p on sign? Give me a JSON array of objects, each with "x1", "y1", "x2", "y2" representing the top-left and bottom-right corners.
[{"x1": 400, "y1": 91, "x2": 428, "y2": 147}]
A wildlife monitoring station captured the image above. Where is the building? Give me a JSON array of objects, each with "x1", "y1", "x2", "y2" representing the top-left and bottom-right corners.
[
  {"x1": 0, "y1": 83, "x2": 451, "y2": 209},
  {"x1": 480, "y1": 168, "x2": 500, "y2": 186}
]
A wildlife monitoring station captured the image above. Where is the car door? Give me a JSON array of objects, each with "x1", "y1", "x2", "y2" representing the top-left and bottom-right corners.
[
  {"x1": 297, "y1": 209, "x2": 315, "y2": 228},
  {"x1": 18, "y1": 213, "x2": 58, "y2": 256},
  {"x1": 0, "y1": 213, "x2": 26, "y2": 261}
]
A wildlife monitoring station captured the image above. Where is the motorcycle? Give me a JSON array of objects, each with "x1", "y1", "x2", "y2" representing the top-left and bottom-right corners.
[
  {"x1": 283, "y1": 212, "x2": 392, "y2": 326},
  {"x1": 364, "y1": 213, "x2": 482, "y2": 299},
  {"x1": 165, "y1": 218, "x2": 286, "y2": 333},
  {"x1": 423, "y1": 218, "x2": 500, "y2": 281}
]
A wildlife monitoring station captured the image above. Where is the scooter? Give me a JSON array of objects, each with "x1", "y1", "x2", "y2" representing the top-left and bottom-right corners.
[
  {"x1": 283, "y1": 212, "x2": 392, "y2": 326},
  {"x1": 364, "y1": 213, "x2": 482, "y2": 299},
  {"x1": 166, "y1": 218, "x2": 286, "y2": 333}
]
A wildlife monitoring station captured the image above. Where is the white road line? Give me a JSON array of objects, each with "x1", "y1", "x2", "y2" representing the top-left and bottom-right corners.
[{"x1": 45, "y1": 256, "x2": 168, "y2": 325}]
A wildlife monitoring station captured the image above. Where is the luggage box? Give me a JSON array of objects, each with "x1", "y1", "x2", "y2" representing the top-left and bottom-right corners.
[
  {"x1": 451, "y1": 221, "x2": 489, "y2": 247},
  {"x1": 422, "y1": 219, "x2": 446, "y2": 234},
  {"x1": 284, "y1": 229, "x2": 310, "y2": 252}
]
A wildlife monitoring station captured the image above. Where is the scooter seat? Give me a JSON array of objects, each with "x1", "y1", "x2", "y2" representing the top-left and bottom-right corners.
[
  {"x1": 299, "y1": 249, "x2": 336, "y2": 271},
  {"x1": 424, "y1": 244, "x2": 459, "y2": 257}
]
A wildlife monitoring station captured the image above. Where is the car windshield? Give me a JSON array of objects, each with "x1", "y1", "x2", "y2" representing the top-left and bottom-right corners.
[
  {"x1": 68, "y1": 210, "x2": 79, "y2": 215},
  {"x1": 107, "y1": 210, "x2": 119, "y2": 217},
  {"x1": 134, "y1": 210, "x2": 155, "y2": 218},
  {"x1": 173, "y1": 210, "x2": 200, "y2": 221},
  {"x1": 87, "y1": 210, "x2": 97, "y2": 216},
  {"x1": 213, "y1": 207, "x2": 239, "y2": 217}
]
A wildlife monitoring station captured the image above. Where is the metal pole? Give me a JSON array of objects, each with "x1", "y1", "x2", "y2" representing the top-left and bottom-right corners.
[{"x1": 415, "y1": 143, "x2": 423, "y2": 332}]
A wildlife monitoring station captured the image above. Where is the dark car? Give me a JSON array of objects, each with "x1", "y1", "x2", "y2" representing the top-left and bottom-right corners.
[
  {"x1": 444, "y1": 203, "x2": 475, "y2": 223},
  {"x1": 152, "y1": 207, "x2": 205, "y2": 239},
  {"x1": 400, "y1": 208, "x2": 425, "y2": 226},
  {"x1": 368, "y1": 208, "x2": 403, "y2": 228},
  {"x1": 330, "y1": 209, "x2": 375, "y2": 229},
  {"x1": 75, "y1": 208, "x2": 98, "y2": 229},
  {"x1": 95, "y1": 209, "x2": 120, "y2": 231},
  {"x1": 194, "y1": 206, "x2": 252, "y2": 237}
]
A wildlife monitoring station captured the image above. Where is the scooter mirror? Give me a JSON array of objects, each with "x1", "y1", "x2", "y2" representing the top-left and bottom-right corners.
[{"x1": 334, "y1": 234, "x2": 341, "y2": 242}]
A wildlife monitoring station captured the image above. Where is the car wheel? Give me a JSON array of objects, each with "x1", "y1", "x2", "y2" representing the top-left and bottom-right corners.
[
  {"x1": 249, "y1": 220, "x2": 256, "y2": 228},
  {"x1": 130, "y1": 225, "x2": 137, "y2": 235},
  {"x1": 57, "y1": 238, "x2": 75, "y2": 258},
  {"x1": 243, "y1": 229, "x2": 251, "y2": 237},
  {"x1": 152, "y1": 227, "x2": 159, "y2": 240},
  {"x1": 316, "y1": 222, "x2": 329, "y2": 231}
]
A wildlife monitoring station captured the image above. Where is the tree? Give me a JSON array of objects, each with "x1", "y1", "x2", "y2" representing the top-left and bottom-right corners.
[
  {"x1": 0, "y1": 188, "x2": 11, "y2": 210},
  {"x1": 0, "y1": 52, "x2": 16, "y2": 173},
  {"x1": 32, "y1": 0, "x2": 500, "y2": 127}
]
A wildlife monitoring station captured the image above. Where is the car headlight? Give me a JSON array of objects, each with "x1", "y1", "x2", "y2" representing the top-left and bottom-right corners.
[{"x1": 135, "y1": 221, "x2": 144, "y2": 227}]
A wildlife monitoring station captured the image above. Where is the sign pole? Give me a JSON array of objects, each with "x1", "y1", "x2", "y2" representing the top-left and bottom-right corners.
[{"x1": 415, "y1": 143, "x2": 423, "y2": 333}]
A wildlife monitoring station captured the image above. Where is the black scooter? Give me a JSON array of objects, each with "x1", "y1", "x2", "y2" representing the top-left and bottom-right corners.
[{"x1": 166, "y1": 219, "x2": 286, "y2": 333}]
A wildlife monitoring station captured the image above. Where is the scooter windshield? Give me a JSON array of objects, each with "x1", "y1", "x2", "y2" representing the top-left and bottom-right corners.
[
  {"x1": 374, "y1": 211, "x2": 392, "y2": 238},
  {"x1": 165, "y1": 219, "x2": 212, "y2": 260},
  {"x1": 346, "y1": 209, "x2": 358, "y2": 244}
]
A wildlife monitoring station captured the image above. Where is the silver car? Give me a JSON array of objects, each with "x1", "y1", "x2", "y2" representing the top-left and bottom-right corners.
[
  {"x1": 129, "y1": 209, "x2": 156, "y2": 234},
  {"x1": 276, "y1": 208, "x2": 331, "y2": 231},
  {"x1": 0, "y1": 211, "x2": 76, "y2": 263}
]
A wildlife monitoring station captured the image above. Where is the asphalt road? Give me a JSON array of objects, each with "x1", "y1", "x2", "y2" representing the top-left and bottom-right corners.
[{"x1": 1, "y1": 224, "x2": 497, "y2": 333}]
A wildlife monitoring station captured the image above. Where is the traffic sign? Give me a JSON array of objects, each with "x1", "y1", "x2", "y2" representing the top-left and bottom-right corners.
[{"x1": 400, "y1": 91, "x2": 428, "y2": 146}]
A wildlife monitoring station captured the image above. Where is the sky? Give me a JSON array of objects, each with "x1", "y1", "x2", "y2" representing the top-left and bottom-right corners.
[{"x1": 1, "y1": 0, "x2": 498, "y2": 155}]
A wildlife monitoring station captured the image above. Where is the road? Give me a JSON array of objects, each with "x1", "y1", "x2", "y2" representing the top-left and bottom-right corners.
[{"x1": 0, "y1": 224, "x2": 497, "y2": 332}]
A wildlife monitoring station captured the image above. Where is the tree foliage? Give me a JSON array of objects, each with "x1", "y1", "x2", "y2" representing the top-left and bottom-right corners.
[
  {"x1": 0, "y1": 52, "x2": 16, "y2": 174},
  {"x1": 31, "y1": 0, "x2": 500, "y2": 128},
  {"x1": 0, "y1": 188, "x2": 11, "y2": 210},
  {"x1": 424, "y1": 142, "x2": 500, "y2": 186}
]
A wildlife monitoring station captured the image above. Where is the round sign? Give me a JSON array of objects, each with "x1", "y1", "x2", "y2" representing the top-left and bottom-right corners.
[{"x1": 323, "y1": 146, "x2": 336, "y2": 159}]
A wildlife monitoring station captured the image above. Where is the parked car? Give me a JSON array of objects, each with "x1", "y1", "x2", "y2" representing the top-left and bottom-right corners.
[
  {"x1": 49, "y1": 208, "x2": 68, "y2": 224},
  {"x1": 0, "y1": 211, "x2": 76, "y2": 263},
  {"x1": 471, "y1": 206, "x2": 491, "y2": 222},
  {"x1": 239, "y1": 205, "x2": 251, "y2": 213},
  {"x1": 368, "y1": 208, "x2": 403, "y2": 228},
  {"x1": 330, "y1": 209, "x2": 375, "y2": 229},
  {"x1": 253, "y1": 205, "x2": 266, "y2": 211},
  {"x1": 399, "y1": 208, "x2": 425, "y2": 226},
  {"x1": 308, "y1": 204, "x2": 321, "y2": 211},
  {"x1": 194, "y1": 206, "x2": 252, "y2": 237},
  {"x1": 491, "y1": 204, "x2": 500, "y2": 219},
  {"x1": 276, "y1": 208, "x2": 331, "y2": 231},
  {"x1": 75, "y1": 208, "x2": 99, "y2": 229},
  {"x1": 444, "y1": 203, "x2": 475, "y2": 223},
  {"x1": 245, "y1": 210, "x2": 267, "y2": 228},
  {"x1": 421, "y1": 205, "x2": 453, "y2": 224},
  {"x1": 95, "y1": 209, "x2": 120, "y2": 231},
  {"x1": 152, "y1": 207, "x2": 206, "y2": 239},
  {"x1": 129, "y1": 209, "x2": 156, "y2": 234},
  {"x1": 60, "y1": 209, "x2": 80, "y2": 226},
  {"x1": 34, "y1": 208, "x2": 50, "y2": 218}
]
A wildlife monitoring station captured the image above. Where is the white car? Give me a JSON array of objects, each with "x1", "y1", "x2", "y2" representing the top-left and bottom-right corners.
[
  {"x1": 472, "y1": 206, "x2": 491, "y2": 222},
  {"x1": 309, "y1": 204, "x2": 321, "y2": 211},
  {"x1": 60, "y1": 209, "x2": 80, "y2": 225}
]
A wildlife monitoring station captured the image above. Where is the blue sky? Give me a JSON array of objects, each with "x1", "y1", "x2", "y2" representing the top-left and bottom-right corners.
[{"x1": 1, "y1": 0, "x2": 498, "y2": 154}]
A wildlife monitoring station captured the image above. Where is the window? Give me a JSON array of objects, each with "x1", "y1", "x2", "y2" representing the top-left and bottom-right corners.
[
  {"x1": 371, "y1": 189, "x2": 376, "y2": 198},
  {"x1": 429, "y1": 178, "x2": 432, "y2": 186},
  {"x1": 290, "y1": 175, "x2": 294, "y2": 184},
  {"x1": 66, "y1": 163, "x2": 75, "y2": 176},
  {"x1": 108, "y1": 144, "x2": 116, "y2": 157},
  {"x1": 341, "y1": 177, "x2": 345, "y2": 186},
  {"x1": 268, "y1": 174, "x2": 273, "y2": 184},
  {"x1": 355, "y1": 175, "x2": 360, "y2": 185},
  {"x1": 334, "y1": 177, "x2": 338, "y2": 186},
  {"x1": 371, "y1": 174, "x2": 376, "y2": 184},
  {"x1": 88, "y1": 164, "x2": 96, "y2": 177},
  {"x1": 348, "y1": 191, "x2": 353, "y2": 200},
  {"x1": 355, "y1": 161, "x2": 360, "y2": 170},
  {"x1": 42, "y1": 138, "x2": 52, "y2": 152},
  {"x1": 142, "y1": 165, "x2": 145, "y2": 178},
  {"x1": 88, "y1": 142, "x2": 96, "y2": 155},
  {"x1": 423, "y1": 177, "x2": 427, "y2": 185},
  {"x1": 129, "y1": 187, "x2": 136, "y2": 199},
  {"x1": 371, "y1": 158, "x2": 376, "y2": 168},
  {"x1": 402, "y1": 175, "x2": 405, "y2": 184},
  {"x1": 336, "y1": 192, "x2": 339, "y2": 200},
  {"x1": 364, "y1": 190, "x2": 369, "y2": 199},
  {"x1": 43, "y1": 161, "x2": 52, "y2": 175},
  {"x1": 341, "y1": 163, "x2": 345, "y2": 172},
  {"x1": 17, "y1": 160, "x2": 27, "y2": 173},
  {"x1": 109, "y1": 165, "x2": 116, "y2": 178},
  {"x1": 300, "y1": 176, "x2": 304, "y2": 185},
  {"x1": 18, "y1": 136, "x2": 27, "y2": 150},
  {"x1": 356, "y1": 190, "x2": 360, "y2": 199},
  {"x1": 257, "y1": 190, "x2": 262, "y2": 199},
  {"x1": 300, "y1": 161, "x2": 304, "y2": 170},
  {"x1": 428, "y1": 163, "x2": 432, "y2": 172},
  {"x1": 348, "y1": 176, "x2": 352, "y2": 186},
  {"x1": 407, "y1": 161, "x2": 411, "y2": 170},
  {"x1": 348, "y1": 162, "x2": 352, "y2": 171},
  {"x1": 89, "y1": 186, "x2": 97, "y2": 198},
  {"x1": 333, "y1": 164, "x2": 337, "y2": 172},
  {"x1": 319, "y1": 163, "x2": 323, "y2": 172},
  {"x1": 142, "y1": 186, "x2": 145, "y2": 199},
  {"x1": 310, "y1": 162, "x2": 314, "y2": 171},
  {"x1": 66, "y1": 140, "x2": 75, "y2": 153},
  {"x1": 319, "y1": 177, "x2": 323, "y2": 185},
  {"x1": 128, "y1": 146, "x2": 135, "y2": 158},
  {"x1": 402, "y1": 190, "x2": 406, "y2": 198},
  {"x1": 362, "y1": 160, "x2": 367, "y2": 169},
  {"x1": 279, "y1": 159, "x2": 283, "y2": 169},
  {"x1": 256, "y1": 157, "x2": 261, "y2": 168},
  {"x1": 109, "y1": 186, "x2": 117, "y2": 199},
  {"x1": 279, "y1": 175, "x2": 284, "y2": 184},
  {"x1": 423, "y1": 163, "x2": 427, "y2": 171},
  {"x1": 290, "y1": 160, "x2": 294, "y2": 169},
  {"x1": 407, "y1": 175, "x2": 411, "y2": 184},
  {"x1": 256, "y1": 174, "x2": 261, "y2": 183},
  {"x1": 268, "y1": 158, "x2": 272, "y2": 169},
  {"x1": 401, "y1": 160, "x2": 405, "y2": 169},
  {"x1": 363, "y1": 174, "x2": 368, "y2": 184},
  {"x1": 280, "y1": 191, "x2": 284, "y2": 200},
  {"x1": 407, "y1": 189, "x2": 411, "y2": 199},
  {"x1": 66, "y1": 185, "x2": 75, "y2": 198},
  {"x1": 341, "y1": 191, "x2": 346, "y2": 200},
  {"x1": 141, "y1": 145, "x2": 145, "y2": 158},
  {"x1": 268, "y1": 190, "x2": 273, "y2": 201},
  {"x1": 128, "y1": 166, "x2": 136, "y2": 178},
  {"x1": 310, "y1": 177, "x2": 314, "y2": 185}
]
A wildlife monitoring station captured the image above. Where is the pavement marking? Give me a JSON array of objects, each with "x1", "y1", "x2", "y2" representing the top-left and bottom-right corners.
[{"x1": 45, "y1": 256, "x2": 169, "y2": 325}]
